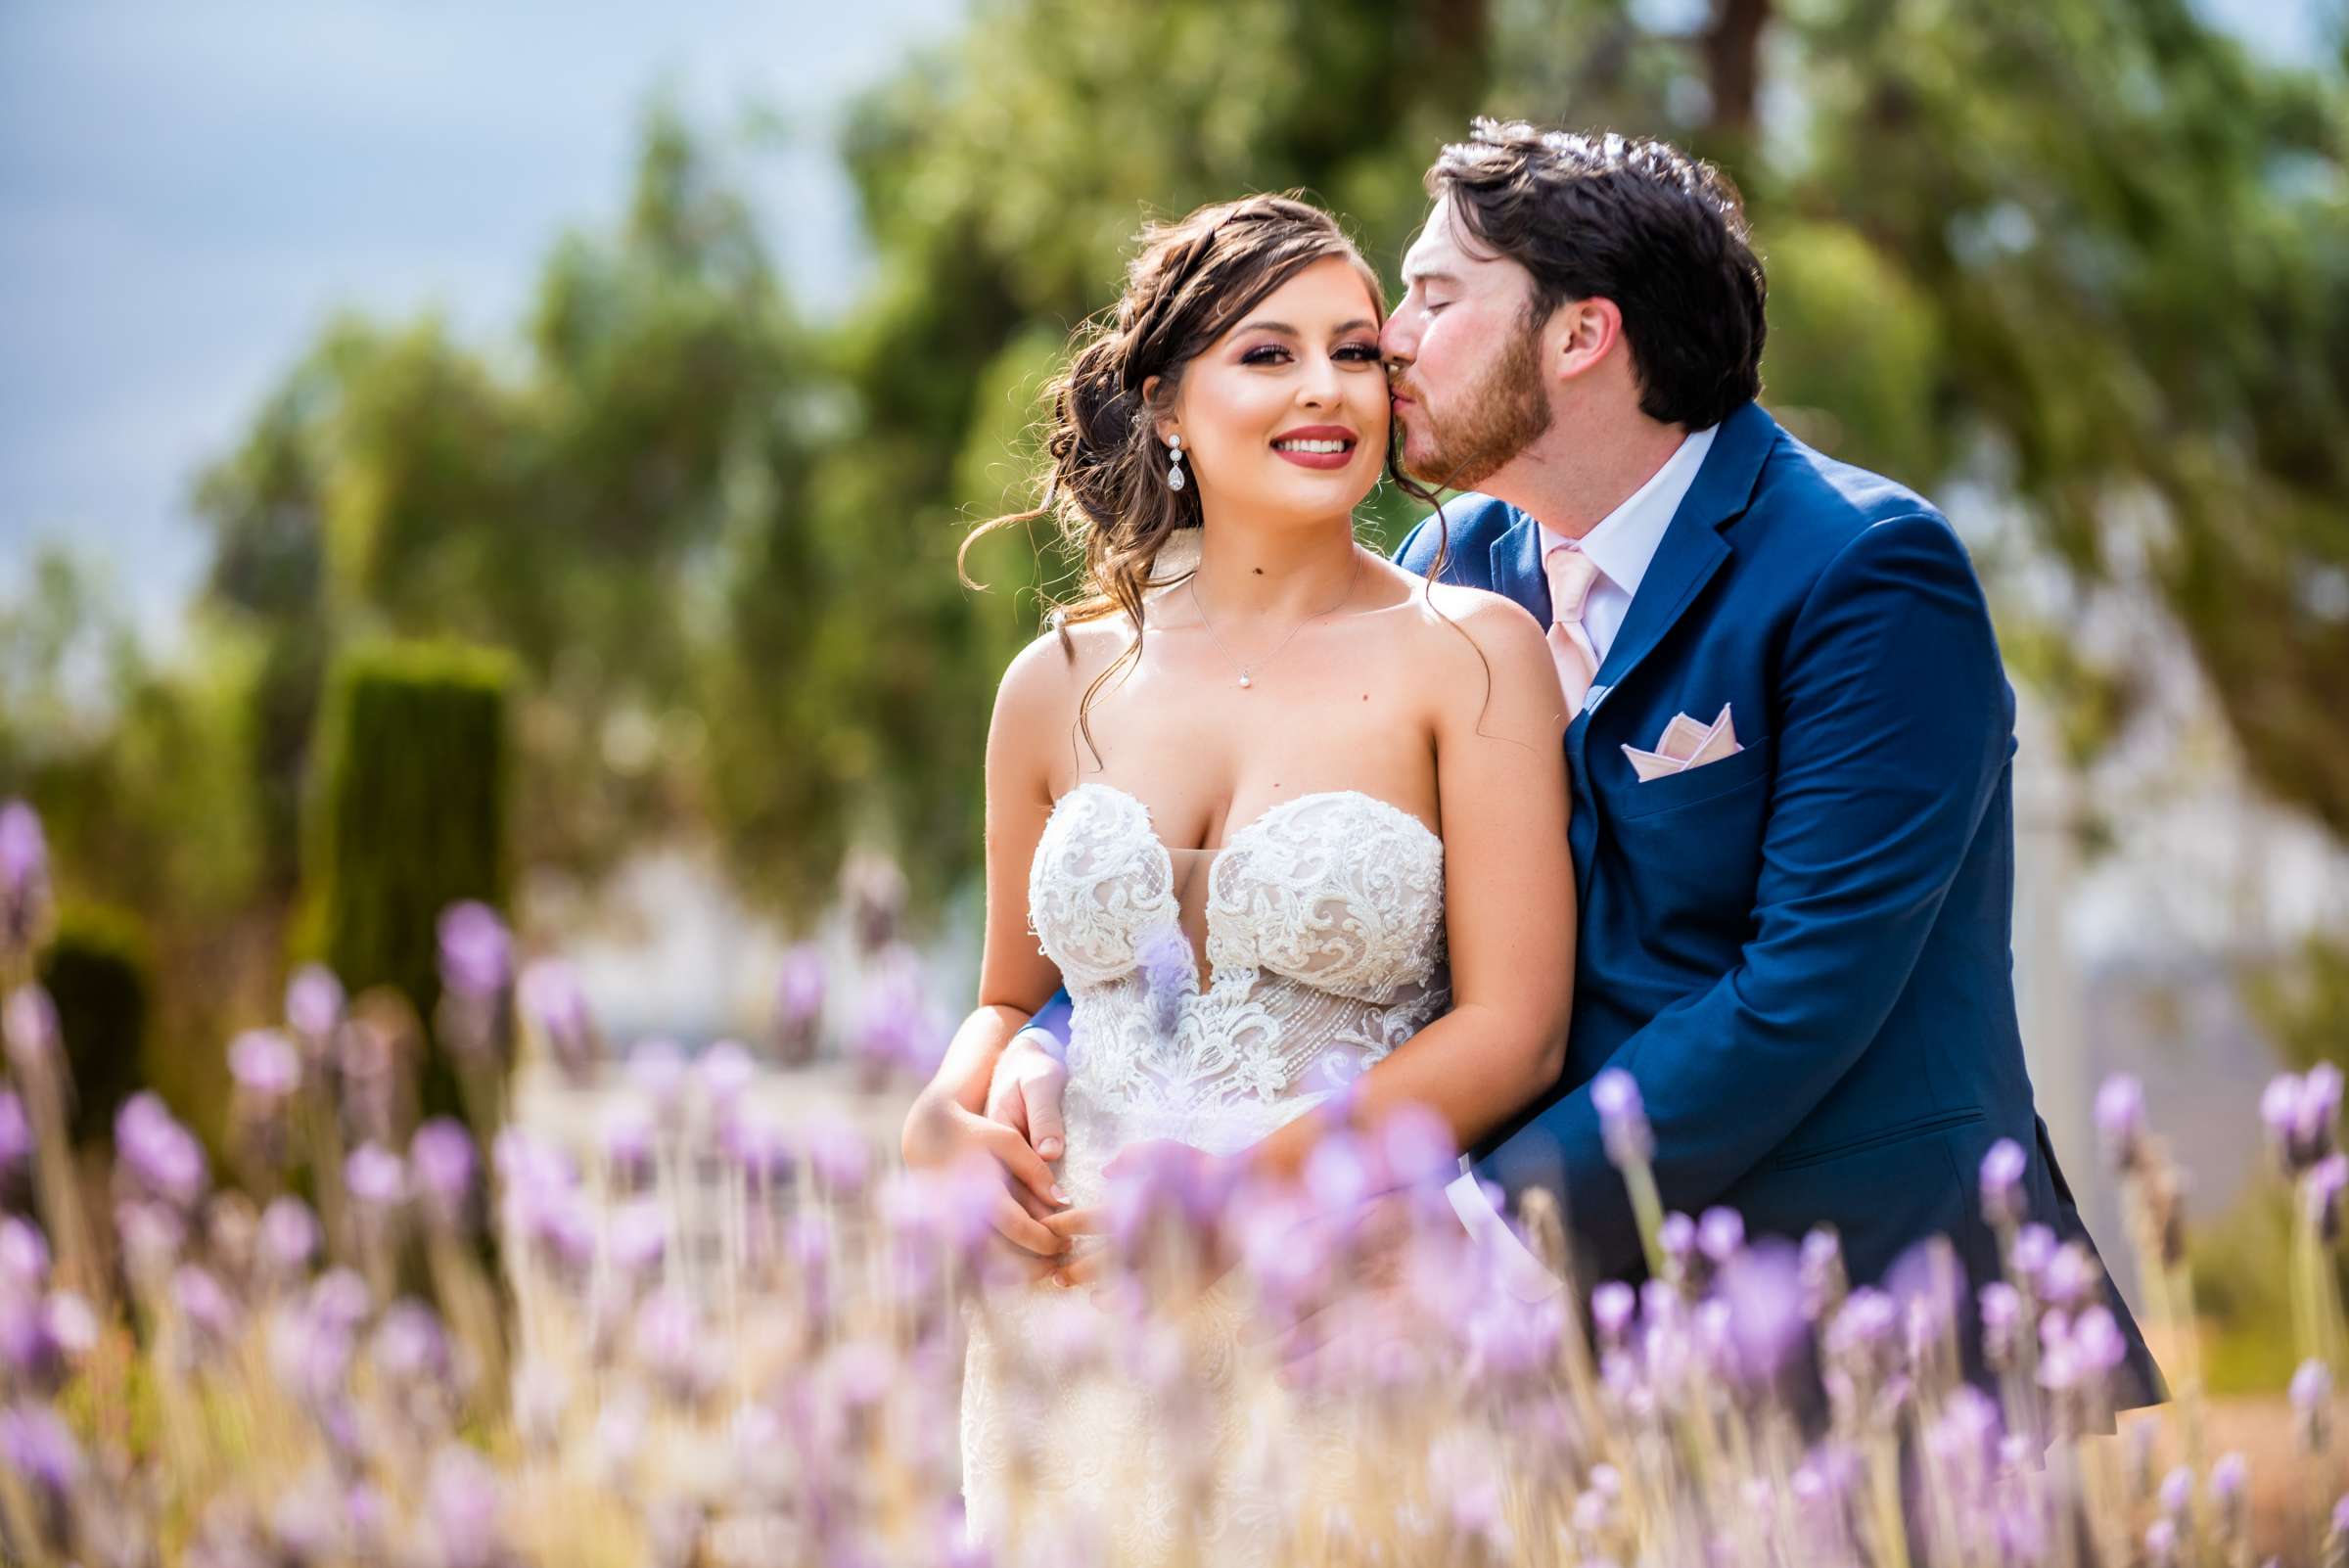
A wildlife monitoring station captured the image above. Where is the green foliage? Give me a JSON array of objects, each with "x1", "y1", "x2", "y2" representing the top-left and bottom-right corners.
[
  {"x1": 148, "y1": 0, "x2": 2349, "y2": 929},
  {"x1": 39, "y1": 903, "x2": 153, "y2": 1146},
  {"x1": 300, "y1": 640, "x2": 514, "y2": 1078},
  {"x1": 2247, "y1": 933, "x2": 2349, "y2": 1075},
  {"x1": 1770, "y1": 0, "x2": 2349, "y2": 833}
]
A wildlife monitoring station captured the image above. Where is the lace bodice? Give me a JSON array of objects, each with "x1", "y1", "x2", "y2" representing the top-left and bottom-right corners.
[
  {"x1": 961, "y1": 780, "x2": 1451, "y2": 1561},
  {"x1": 1027, "y1": 782, "x2": 1450, "y2": 1157}
]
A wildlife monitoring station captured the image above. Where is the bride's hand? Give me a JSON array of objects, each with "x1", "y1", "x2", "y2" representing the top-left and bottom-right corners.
[
  {"x1": 900, "y1": 1089, "x2": 1070, "y2": 1258},
  {"x1": 984, "y1": 1030, "x2": 1069, "y2": 1163},
  {"x1": 1046, "y1": 1140, "x2": 1238, "y2": 1290}
]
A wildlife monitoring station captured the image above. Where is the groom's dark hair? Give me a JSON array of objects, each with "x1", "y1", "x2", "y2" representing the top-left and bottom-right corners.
[{"x1": 1427, "y1": 119, "x2": 1767, "y2": 430}]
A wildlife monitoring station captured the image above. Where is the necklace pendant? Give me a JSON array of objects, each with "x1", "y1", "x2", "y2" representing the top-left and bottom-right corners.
[{"x1": 1237, "y1": 673, "x2": 1253, "y2": 689}]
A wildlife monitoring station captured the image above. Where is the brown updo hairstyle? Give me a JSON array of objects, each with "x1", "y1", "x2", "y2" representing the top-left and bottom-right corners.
[{"x1": 962, "y1": 193, "x2": 1422, "y2": 761}]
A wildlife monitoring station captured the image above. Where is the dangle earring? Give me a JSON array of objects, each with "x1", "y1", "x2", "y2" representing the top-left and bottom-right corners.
[{"x1": 1166, "y1": 433, "x2": 1186, "y2": 492}]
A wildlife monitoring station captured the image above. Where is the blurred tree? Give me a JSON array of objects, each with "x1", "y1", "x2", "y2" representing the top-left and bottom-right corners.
[
  {"x1": 171, "y1": 0, "x2": 2345, "y2": 935},
  {"x1": 191, "y1": 98, "x2": 813, "y2": 896},
  {"x1": 39, "y1": 903, "x2": 153, "y2": 1147},
  {"x1": 300, "y1": 640, "x2": 514, "y2": 1125}
]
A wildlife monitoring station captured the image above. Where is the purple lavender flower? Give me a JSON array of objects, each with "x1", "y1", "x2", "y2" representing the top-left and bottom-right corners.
[
  {"x1": 1716, "y1": 1240, "x2": 1806, "y2": 1385},
  {"x1": 2210, "y1": 1452, "x2": 2248, "y2": 1533},
  {"x1": 2305, "y1": 1063, "x2": 2344, "y2": 1153},
  {"x1": 600, "y1": 1105, "x2": 658, "y2": 1191},
  {"x1": 345, "y1": 1143, "x2": 407, "y2": 1211},
  {"x1": 1825, "y1": 1286, "x2": 1898, "y2": 1379},
  {"x1": 2157, "y1": 1464, "x2": 2193, "y2": 1518},
  {"x1": 1597, "y1": 1276, "x2": 1635, "y2": 1352},
  {"x1": 409, "y1": 1120, "x2": 477, "y2": 1232},
  {"x1": 1137, "y1": 922, "x2": 1191, "y2": 1038},
  {"x1": 774, "y1": 942, "x2": 826, "y2": 1062},
  {"x1": 1591, "y1": 1068, "x2": 1651, "y2": 1166},
  {"x1": 1375, "y1": 1102, "x2": 1457, "y2": 1189},
  {"x1": 2041, "y1": 1241, "x2": 2094, "y2": 1308},
  {"x1": 115, "y1": 1199, "x2": 187, "y2": 1277},
  {"x1": 624, "y1": 1038, "x2": 688, "y2": 1119},
  {"x1": 697, "y1": 1038, "x2": 757, "y2": 1107},
  {"x1": 2070, "y1": 1305, "x2": 2126, "y2": 1376},
  {"x1": 0, "y1": 1216, "x2": 43, "y2": 1293},
  {"x1": 631, "y1": 1288, "x2": 708, "y2": 1398},
  {"x1": 286, "y1": 964, "x2": 345, "y2": 1043},
  {"x1": 3, "y1": 984, "x2": 60, "y2": 1074},
  {"x1": 806, "y1": 1121, "x2": 872, "y2": 1198},
  {"x1": 307, "y1": 1268, "x2": 374, "y2": 1337},
  {"x1": 425, "y1": 1444, "x2": 506, "y2": 1568},
  {"x1": 1697, "y1": 1207, "x2": 1745, "y2": 1265},
  {"x1": 0, "y1": 799, "x2": 52, "y2": 957},
  {"x1": 607, "y1": 1198, "x2": 668, "y2": 1280},
  {"x1": 436, "y1": 901, "x2": 512, "y2": 1002},
  {"x1": 721, "y1": 1108, "x2": 794, "y2": 1187},
  {"x1": 2309, "y1": 1153, "x2": 2349, "y2": 1243},
  {"x1": 0, "y1": 1402, "x2": 82, "y2": 1505},
  {"x1": 371, "y1": 1298, "x2": 452, "y2": 1384},
  {"x1": 1799, "y1": 1225, "x2": 1846, "y2": 1318},
  {"x1": 0, "y1": 1088, "x2": 28, "y2": 1181},
  {"x1": 44, "y1": 1293, "x2": 95, "y2": 1362},
  {"x1": 2266, "y1": 1068, "x2": 2343, "y2": 1174},
  {"x1": 229, "y1": 1028, "x2": 301, "y2": 1101},
  {"x1": 115, "y1": 1091, "x2": 208, "y2": 1210},
  {"x1": 1979, "y1": 1280, "x2": 2022, "y2": 1366},
  {"x1": 2142, "y1": 1517, "x2": 2178, "y2": 1568},
  {"x1": 259, "y1": 1196, "x2": 321, "y2": 1276},
  {"x1": 854, "y1": 946, "x2": 939, "y2": 1078},
  {"x1": 2293, "y1": 1358, "x2": 2333, "y2": 1453},
  {"x1": 517, "y1": 958, "x2": 595, "y2": 1084},
  {"x1": 2095, "y1": 1074, "x2": 2147, "y2": 1174},
  {"x1": 0, "y1": 1290, "x2": 59, "y2": 1391},
  {"x1": 172, "y1": 1264, "x2": 241, "y2": 1352},
  {"x1": 2008, "y1": 1222, "x2": 2057, "y2": 1287},
  {"x1": 1978, "y1": 1138, "x2": 2027, "y2": 1224},
  {"x1": 1305, "y1": 1133, "x2": 1371, "y2": 1221},
  {"x1": 1652, "y1": 1213, "x2": 1698, "y2": 1288}
]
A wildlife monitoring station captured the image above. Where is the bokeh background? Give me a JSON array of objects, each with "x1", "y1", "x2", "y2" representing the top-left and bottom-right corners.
[{"x1": 4, "y1": 0, "x2": 2346, "y2": 1389}]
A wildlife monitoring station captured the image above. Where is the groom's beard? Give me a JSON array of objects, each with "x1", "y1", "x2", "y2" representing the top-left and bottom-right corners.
[{"x1": 1396, "y1": 322, "x2": 1552, "y2": 491}]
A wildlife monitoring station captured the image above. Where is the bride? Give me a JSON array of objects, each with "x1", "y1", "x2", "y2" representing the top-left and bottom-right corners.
[{"x1": 900, "y1": 193, "x2": 1575, "y2": 1560}]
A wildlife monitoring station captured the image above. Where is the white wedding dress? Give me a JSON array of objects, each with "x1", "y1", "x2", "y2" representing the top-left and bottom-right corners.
[{"x1": 958, "y1": 772, "x2": 1451, "y2": 1563}]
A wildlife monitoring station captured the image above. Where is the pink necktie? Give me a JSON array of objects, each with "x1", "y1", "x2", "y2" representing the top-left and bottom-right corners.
[{"x1": 1543, "y1": 544, "x2": 1601, "y2": 717}]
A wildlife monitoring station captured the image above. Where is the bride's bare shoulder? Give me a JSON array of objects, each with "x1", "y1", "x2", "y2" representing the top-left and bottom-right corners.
[
  {"x1": 1386, "y1": 573, "x2": 1547, "y2": 660},
  {"x1": 993, "y1": 613, "x2": 1130, "y2": 728}
]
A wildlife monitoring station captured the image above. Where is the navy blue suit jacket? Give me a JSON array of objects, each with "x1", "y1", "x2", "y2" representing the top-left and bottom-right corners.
[{"x1": 1393, "y1": 400, "x2": 2155, "y2": 1401}]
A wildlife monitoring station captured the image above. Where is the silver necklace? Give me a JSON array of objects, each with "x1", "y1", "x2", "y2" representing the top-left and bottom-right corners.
[{"x1": 1186, "y1": 548, "x2": 1361, "y2": 690}]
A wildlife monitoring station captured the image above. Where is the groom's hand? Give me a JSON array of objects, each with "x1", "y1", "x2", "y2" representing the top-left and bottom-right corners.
[{"x1": 985, "y1": 1030, "x2": 1069, "y2": 1164}]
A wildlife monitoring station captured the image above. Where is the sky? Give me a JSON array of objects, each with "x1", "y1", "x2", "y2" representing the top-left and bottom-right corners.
[
  {"x1": 0, "y1": 0, "x2": 962, "y2": 642},
  {"x1": 0, "y1": 0, "x2": 2329, "y2": 647}
]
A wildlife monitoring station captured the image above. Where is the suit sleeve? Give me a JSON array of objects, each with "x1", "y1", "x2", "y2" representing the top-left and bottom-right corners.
[
  {"x1": 1010, "y1": 988, "x2": 1075, "y2": 1062},
  {"x1": 1483, "y1": 513, "x2": 2014, "y2": 1275},
  {"x1": 1392, "y1": 514, "x2": 1437, "y2": 575}
]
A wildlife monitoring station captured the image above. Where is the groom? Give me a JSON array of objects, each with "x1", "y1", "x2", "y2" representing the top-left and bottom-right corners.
[{"x1": 995, "y1": 119, "x2": 2156, "y2": 1401}]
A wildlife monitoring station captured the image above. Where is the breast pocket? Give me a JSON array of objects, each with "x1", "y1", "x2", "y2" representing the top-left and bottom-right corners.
[
  {"x1": 1609, "y1": 732, "x2": 1773, "y2": 821},
  {"x1": 1598, "y1": 735, "x2": 1774, "y2": 939}
]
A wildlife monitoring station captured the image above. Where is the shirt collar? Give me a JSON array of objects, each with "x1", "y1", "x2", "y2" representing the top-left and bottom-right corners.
[{"x1": 1537, "y1": 423, "x2": 1718, "y2": 600}]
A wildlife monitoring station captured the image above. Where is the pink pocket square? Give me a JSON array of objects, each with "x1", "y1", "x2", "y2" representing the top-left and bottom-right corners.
[{"x1": 1623, "y1": 704, "x2": 1741, "y2": 782}]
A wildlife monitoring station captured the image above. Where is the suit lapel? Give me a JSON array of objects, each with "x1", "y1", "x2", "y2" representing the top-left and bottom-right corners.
[
  {"x1": 1570, "y1": 403, "x2": 1778, "y2": 757},
  {"x1": 1488, "y1": 509, "x2": 1549, "y2": 622}
]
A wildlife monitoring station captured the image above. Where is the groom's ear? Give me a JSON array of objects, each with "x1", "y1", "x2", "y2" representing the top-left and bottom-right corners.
[{"x1": 1549, "y1": 297, "x2": 1625, "y2": 384}]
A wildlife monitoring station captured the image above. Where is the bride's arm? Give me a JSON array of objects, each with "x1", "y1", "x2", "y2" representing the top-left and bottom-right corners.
[
  {"x1": 900, "y1": 634, "x2": 1077, "y2": 1249},
  {"x1": 1248, "y1": 592, "x2": 1575, "y2": 1181}
]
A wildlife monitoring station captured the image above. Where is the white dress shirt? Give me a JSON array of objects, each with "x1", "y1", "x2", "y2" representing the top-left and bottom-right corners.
[{"x1": 1442, "y1": 423, "x2": 1719, "y2": 1301}]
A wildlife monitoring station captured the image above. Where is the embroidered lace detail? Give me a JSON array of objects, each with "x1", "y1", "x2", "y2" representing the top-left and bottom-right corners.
[{"x1": 966, "y1": 781, "x2": 1451, "y2": 1562}]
